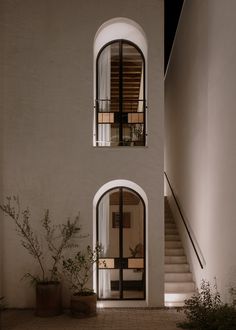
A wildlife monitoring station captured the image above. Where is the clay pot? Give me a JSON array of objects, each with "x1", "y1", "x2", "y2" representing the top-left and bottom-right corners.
[
  {"x1": 70, "y1": 293, "x2": 97, "y2": 318},
  {"x1": 35, "y1": 281, "x2": 62, "y2": 317}
]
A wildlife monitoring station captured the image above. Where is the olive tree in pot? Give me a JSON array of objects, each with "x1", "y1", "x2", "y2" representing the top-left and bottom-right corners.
[
  {"x1": 63, "y1": 244, "x2": 103, "y2": 318},
  {"x1": 0, "y1": 296, "x2": 6, "y2": 327},
  {"x1": 0, "y1": 196, "x2": 81, "y2": 317}
]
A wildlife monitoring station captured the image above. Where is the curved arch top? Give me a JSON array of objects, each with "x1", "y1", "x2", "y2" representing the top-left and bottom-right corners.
[
  {"x1": 93, "y1": 179, "x2": 149, "y2": 302},
  {"x1": 94, "y1": 17, "x2": 147, "y2": 59},
  {"x1": 93, "y1": 179, "x2": 148, "y2": 208}
]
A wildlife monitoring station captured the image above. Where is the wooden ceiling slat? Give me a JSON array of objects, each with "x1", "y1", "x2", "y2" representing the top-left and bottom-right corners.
[{"x1": 110, "y1": 191, "x2": 140, "y2": 205}]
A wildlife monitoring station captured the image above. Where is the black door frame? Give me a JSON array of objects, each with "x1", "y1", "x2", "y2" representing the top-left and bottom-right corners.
[{"x1": 96, "y1": 186, "x2": 146, "y2": 300}]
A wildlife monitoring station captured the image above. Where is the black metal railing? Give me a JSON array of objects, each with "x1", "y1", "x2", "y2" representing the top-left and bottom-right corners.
[
  {"x1": 95, "y1": 98, "x2": 146, "y2": 146},
  {"x1": 164, "y1": 172, "x2": 204, "y2": 269},
  {"x1": 96, "y1": 98, "x2": 145, "y2": 113}
]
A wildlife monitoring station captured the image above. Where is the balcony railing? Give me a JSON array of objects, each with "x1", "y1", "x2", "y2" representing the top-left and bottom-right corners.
[{"x1": 95, "y1": 99, "x2": 146, "y2": 146}]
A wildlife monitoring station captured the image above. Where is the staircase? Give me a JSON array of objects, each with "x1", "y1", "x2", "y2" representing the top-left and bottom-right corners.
[
  {"x1": 164, "y1": 197, "x2": 195, "y2": 306},
  {"x1": 110, "y1": 42, "x2": 143, "y2": 112}
]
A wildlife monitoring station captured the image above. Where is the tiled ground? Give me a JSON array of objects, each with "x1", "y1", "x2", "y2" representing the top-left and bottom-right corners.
[{"x1": 1, "y1": 308, "x2": 185, "y2": 330}]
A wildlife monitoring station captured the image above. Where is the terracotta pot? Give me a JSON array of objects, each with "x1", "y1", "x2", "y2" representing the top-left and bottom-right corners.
[
  {"x1": 70, "y1": 293, "x2": 97, "y2": 318},
  {"x1": 35, "y1": 281, "x2": 62, "y2": 317}
]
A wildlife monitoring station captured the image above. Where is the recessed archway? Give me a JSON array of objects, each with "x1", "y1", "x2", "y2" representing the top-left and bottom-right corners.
[
  {"x1": 93, "y1": 180, "x2": 148, "y2": 306},
  {"x1": 93, "y1": 18, "x2": 148, "y2": 147},
  {"x1": 94, "y1": 17, "x2": 147, "y2": 59}
]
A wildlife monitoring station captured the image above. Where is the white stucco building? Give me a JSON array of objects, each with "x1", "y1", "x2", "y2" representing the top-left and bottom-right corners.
[
  {"x1": 0, "y1": 0, "x2": 164, "y2": 308},
  {"x1": 0, "y1": 0, "x2": 235, "y2": 309},
  {"x1": 165, "y1": 0, "x2": 236, "y2": 304}
]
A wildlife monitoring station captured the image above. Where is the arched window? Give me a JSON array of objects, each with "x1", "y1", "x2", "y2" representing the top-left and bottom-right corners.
[{"x1": 95, "y1": 40, "x2": 146, "y2": 147}]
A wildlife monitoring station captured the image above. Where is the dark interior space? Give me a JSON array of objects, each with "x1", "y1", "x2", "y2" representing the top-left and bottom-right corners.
[{"x1": 165, "y1": 0, "x2": 184, "y2": 71}]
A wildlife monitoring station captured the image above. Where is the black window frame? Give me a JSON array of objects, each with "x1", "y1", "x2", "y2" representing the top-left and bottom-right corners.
[{"x1": 95, "y1": 39, "x2": 146, "y2": 147}]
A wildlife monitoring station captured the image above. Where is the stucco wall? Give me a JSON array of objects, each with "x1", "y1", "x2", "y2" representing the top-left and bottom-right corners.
[
  {"x1": 165, "y1": 0, "x2": 236, "y2": 301},
  {"x1": 1, "y1": 0, "x2": 164, "y2": 307}
]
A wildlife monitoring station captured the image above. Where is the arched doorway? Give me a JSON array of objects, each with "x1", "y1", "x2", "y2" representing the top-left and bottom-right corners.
[{"x1": 96, "y1": 187, "x2": 145, "y2": 300}]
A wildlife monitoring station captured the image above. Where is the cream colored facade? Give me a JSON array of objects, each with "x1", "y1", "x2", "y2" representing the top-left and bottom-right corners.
[
  {"x1": 165, "y1": 0, "x2": 236, "y2": 302},
  {"x1": 2, "y1": 0, "x2": 235, "y2": 309},
  {"x1": 0, "y1": 0, "x2": 164, "y2": 307}
]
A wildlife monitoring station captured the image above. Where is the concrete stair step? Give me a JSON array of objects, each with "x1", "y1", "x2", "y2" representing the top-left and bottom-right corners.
[
  {"x1": 165, "y1": 234, "x2": 181, "y2": 241},
  {"x1": 165, "y1": 228, "x2": 178, "y2": 235},
  {"x1": 165, "y1": 211, "x2": 173, "y2": 220},
  {"x1": 164, "y1": 197, "x2": 196, "y2": 307},
  {"x1": 165, "y1": 263, "x2": 190, "y2": 273},
  {"x1": 165, "y1": 255, "x2": 187, "y2": 264},
  {"x1": 165, "y1": 241, "x2": 182, "y2": 248},
  {"x1": 165, "y1": 281, "x2": 195, "y2": 293},
  {"x1": 165, "y1": 221, "x2": 175, "y2": 226},
  {"x1": 165, "y1": 272, "x2": 193, "y2": 282},
  {"x1": 165, "y1": 223, "x2": 177, "y2": 229},
  {"x1": 165, "y1": 301, "x2": 185, "y2": 307},
  {"x1": 165, "y1": 216, "x2": 174, "y2": 221},
  {"x1": 165, "y1": 248, "x2": 185, "y2": 256},
  {"x1": 164, "y1": 292, "x2": 195, "y2": 307}
]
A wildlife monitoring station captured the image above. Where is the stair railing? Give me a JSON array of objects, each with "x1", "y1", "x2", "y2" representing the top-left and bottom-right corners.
[{"x1": 164, "y1": 172, "x2": 204, "y2": 269}]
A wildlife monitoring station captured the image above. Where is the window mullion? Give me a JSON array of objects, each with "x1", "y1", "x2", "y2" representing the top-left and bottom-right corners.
[
  {"x1": 119, "y1": 187, "x2": 124, "y2": 298},
  {"x1": 119, "y1": 40, "x2": 123, "y2": 145}
]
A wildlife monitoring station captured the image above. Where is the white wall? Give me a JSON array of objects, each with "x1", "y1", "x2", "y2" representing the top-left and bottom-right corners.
[
  {"x1": 1, "y1": 0, "x2": 164, "y2": 307},
  {"x1": 165, "y1": 0, "x2": 236, "y2": 301}
]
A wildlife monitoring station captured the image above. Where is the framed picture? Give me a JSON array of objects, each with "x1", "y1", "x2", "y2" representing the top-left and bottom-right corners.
[{"x1": 112, "y1": 212, "x2": 131, "y2": 228}]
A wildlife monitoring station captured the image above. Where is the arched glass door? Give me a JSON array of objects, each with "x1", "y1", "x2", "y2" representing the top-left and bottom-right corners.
[
  {"x1": 97, "y1": 187, "x2": 145, "y2": 300},
  {"x1": 96, "y1": 40, "x2": 146, "y2": 147}
]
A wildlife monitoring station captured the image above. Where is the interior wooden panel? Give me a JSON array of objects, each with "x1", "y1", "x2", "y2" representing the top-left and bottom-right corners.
[
  {"x1": 110, "y1": 191, "x2": 140, "y2": 205},
  {"x1": 110, "y1": 42, "x2": 143, "y2": 112}
]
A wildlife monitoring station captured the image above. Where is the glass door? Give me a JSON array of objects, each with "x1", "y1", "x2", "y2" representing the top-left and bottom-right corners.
[
  {"x1": 96, "y1": 40, "x2": 145, "y2": 146},
  {"x1": 97, "y1": 187, "x2": 145, "y2": 300}
]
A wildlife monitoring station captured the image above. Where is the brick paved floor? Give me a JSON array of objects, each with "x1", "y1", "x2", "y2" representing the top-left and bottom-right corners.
[{"x1": 1, "y1": 308, "x2": 185, "y2": 330}]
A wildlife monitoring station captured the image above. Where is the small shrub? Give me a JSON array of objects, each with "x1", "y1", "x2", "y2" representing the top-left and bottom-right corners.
[
  {"x1": 230, "y1": 287, "x2": 236, "y2": 307},
  {"x1": 177, "y1": 279, "x2": 236, "y2": 330},
  {"x1": 63, "y1": 244, "x2": 103, "y2": 295}
]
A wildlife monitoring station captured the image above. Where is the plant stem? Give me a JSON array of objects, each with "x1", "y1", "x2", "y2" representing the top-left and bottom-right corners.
[
  {"x1": 16, "y1": 219, "x2": 45, "y2": 281},
  {"x1": 0, "y1": 200, "x2": 45, "y2": 281}
]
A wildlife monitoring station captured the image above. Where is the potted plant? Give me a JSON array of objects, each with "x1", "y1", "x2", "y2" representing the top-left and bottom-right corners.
[
  {"x1": 62, "y1": 244, "x2": 103, "y2": 318},
  {"x1": 132, "y1": 124, "x2": 144, "y2": 146},
  {"x1": 0, "y1": 196, "x2": 81, "y2": 317},
  {"x1": 0, "y1": 296, "x2": 6, "y2": 326},
  {"x1": 0, "y1": 296, "x2": 5, "y2": 311}
]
